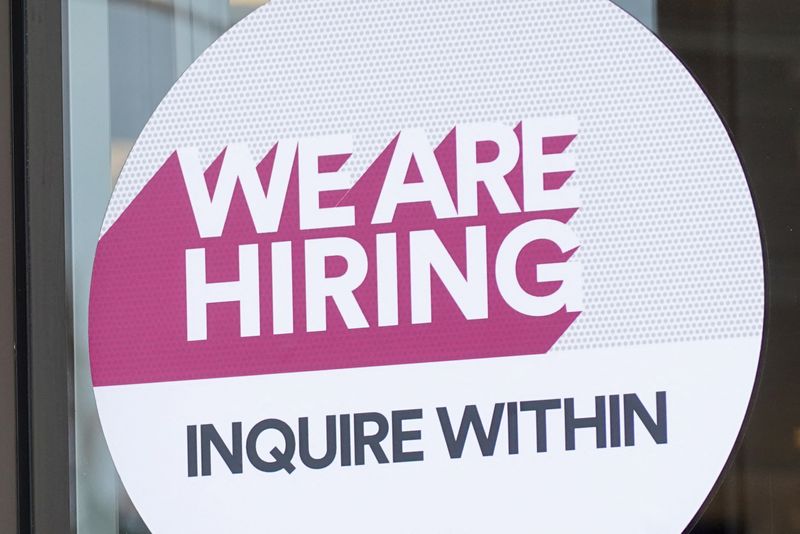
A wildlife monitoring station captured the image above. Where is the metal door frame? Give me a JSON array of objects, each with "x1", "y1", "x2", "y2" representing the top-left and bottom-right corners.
[{"x1": 8, "y1": 0, "x2": 73, "y2": 532}]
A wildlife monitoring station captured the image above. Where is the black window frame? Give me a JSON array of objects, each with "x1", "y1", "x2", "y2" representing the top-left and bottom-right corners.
[{"x1": 9, "y1": 0, "x2": 73, "y2": 532}]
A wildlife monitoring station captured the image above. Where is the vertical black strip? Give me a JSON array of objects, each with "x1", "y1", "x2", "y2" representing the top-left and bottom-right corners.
[
  {"x1": 10, "y1": 0, "x2": 30, "y2": 530},
  {"x1": 0, "y1": 0, "x2": 19, "y2": 530},
  {"x1": 12, "y1": 0, "x2": 74, "y2": 532}
]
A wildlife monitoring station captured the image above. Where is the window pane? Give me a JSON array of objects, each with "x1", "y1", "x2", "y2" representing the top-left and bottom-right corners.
[
  {"x1": 67, "y1": 2, "x2": 264, "y2": 532},
  {"x1": 64, "y1": 1, "x2": 799, "y2": 532}
]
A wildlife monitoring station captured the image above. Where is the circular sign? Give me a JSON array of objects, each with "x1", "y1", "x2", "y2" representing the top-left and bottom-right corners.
[{"x1": 89, "y1": 1, "x2": 764, "y2": 532}]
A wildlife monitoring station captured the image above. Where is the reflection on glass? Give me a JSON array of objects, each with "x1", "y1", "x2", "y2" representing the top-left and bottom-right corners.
[{"x1": 68, "y1": 1, "x2": 263, "y2": 532}]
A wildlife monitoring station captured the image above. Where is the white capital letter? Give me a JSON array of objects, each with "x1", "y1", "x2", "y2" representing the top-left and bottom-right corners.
[
  {"x1": 271, "y1": 241, "x2": 294, "y2": 335},
  {"x1": 372, "y1": 129, "x2": 457, "y2": 224},
  {"x1": 410, "y1": 226, "x2": 488, "y2": 324},
  {"x1": 376, "y1": 233, "x2": 399, "y2": 327},
  {"x1": 186, "y1": 244, "x2": 261, "y2": 341},
  {"x1": 179, "y1": 142, "x2": 296, "y2": 238},
  {"x1": 456, "y1": 123, "x2": 520, "y2": 216},
  {"x1": 298, "y1": 135, "x2": 355, "y2": 230},
  {"x1": 305, "y1": 237, "x2": 369, "y2": 332},
  {"x1": 496, "y1": 219, "x2": 582, "y2": 317},
  {"x1": 521, "y1": 117, "x2": 580, "y2": 212}
]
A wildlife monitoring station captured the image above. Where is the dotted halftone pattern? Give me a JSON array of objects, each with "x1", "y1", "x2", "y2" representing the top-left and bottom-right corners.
[{"x1": 100, "y1": 0, "x2": 763, "y2": 352}]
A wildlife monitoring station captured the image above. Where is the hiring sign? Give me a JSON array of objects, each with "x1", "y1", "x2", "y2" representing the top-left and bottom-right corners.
[{"x1": 89, "y1": 1, "x2": 764, "y2": 532}]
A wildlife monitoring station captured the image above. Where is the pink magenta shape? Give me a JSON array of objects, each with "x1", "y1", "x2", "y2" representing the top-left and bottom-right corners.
[{"x1": 89, "y1": 130, "x2": 579, "y2": 387}]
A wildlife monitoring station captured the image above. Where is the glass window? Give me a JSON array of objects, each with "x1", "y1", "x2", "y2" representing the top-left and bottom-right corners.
[
  {"x1": 63, "y1": 0, "x2": 799, "y2": 532},
  {"x1": 67, "y1": 2, "x2": 266, "y2": 531}
]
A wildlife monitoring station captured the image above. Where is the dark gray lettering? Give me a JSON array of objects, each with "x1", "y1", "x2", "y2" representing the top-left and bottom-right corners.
[
  {"x1": 391, "y1": 409, "x2": 424, "y2": 463},
  {"x1": 624, "y1": 391, "x2": 667, "y2": 446},
  {"x1": 354, "y1": 412, "x2": 389, "y2": 465},
  {"x1": 520, "y1": 399, "x2": 561, "y2": 453},
  {"x1": 564, "y1": 396, "x2": 607, "y2": 451},
  {"x1": 437, "y1": 403, "x2": 505, "y2": 458},
  {"x1": 299, "y1": 415, "x2": 337, "y2": 469},
  {"x1": 246, "y1": 418, "x2": 296, "y2": 474},
  {"x1": 200, "y1": 422, "x2": 243, "y2": 476},
  {"x1": 187, "y1": 425, "x2": 198, "y2": 477}
]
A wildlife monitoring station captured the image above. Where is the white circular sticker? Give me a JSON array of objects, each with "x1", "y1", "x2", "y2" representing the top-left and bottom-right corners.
[{"x1": 89, "y1": 1, "x2": 764, "y2": 532}]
